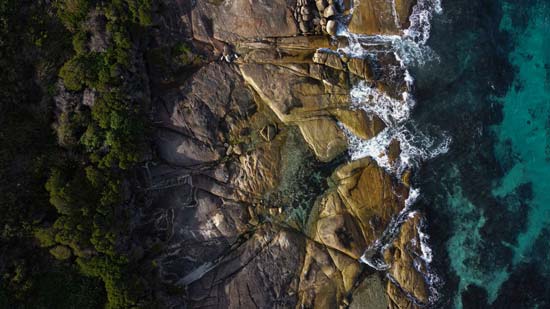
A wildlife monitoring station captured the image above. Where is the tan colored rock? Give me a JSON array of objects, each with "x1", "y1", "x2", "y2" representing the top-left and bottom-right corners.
[
  {"x1": 240, "y1": 63, "x2": 349, "y2": 118},
  {"x1": 349, "y1": 274, "x2": 389, "y2": 309},
  {"x1": 330, "y1": 108, "x2": 386, "y2": 140},
  {"x1": 298, "y1": 241, "x2": 341, "y2": 308},
  {"x1": 298, "y1": 118, "x2": 348, "y2": 162},
  {"x1": 313, "y1": 50, "x2": 345, "y2": 70},
  {"x1": 387, "y1": 138, "x2": 401, "y2": 165},
  {"x1": 324, "y1": 5, "x2": 337, "y2": 18},
  {"x1": 298, "y1": 240, "x2": 361, "y2": 308},
  {"x1": 314, "y1": 191, "x2": 367, "y2": 259},
  {"x1": 347, "y1": 57, "x2": 375, "y2": 80},
  {"x1": 326, "y1": 20, "x2": 337, "y2": 35},
  {"x1": 332, "y1": 157, "x2": 408, "y2": 244},
  {"x1": 395, "y1": 0, "x2": 418, "y2": 29},
  {"x1": 240, "y1": 63, "x2": 303, "y2": 118},
  {"x1": 326, "y1": 247, "x2": 362, "y2": 292},
  {"x1": 348, "y1": 0, "x2": 400, "y2": 35},
  {"x1": 385, "y1": 212, "x2": 430, "y2": 308}
]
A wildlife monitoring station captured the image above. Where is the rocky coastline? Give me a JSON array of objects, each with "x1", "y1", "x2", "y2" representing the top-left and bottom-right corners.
[
  {"x1": 128, "y1": 0, "x2": 438, "y2": 307},
  {"x1": 45, "y1": 0, "x2": 440, "y2": 307}
]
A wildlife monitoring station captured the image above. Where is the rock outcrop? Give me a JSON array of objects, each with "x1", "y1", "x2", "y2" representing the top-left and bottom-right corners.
[
  {"x1": 349, "y1": 0, "x2": 417, "y2": 35},
  {"x1": 137, "y1": 0, "x2": 434, "y2": 308}
]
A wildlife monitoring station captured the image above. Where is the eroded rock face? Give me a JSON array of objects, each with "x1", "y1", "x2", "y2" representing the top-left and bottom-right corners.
[
  {"x1": 192, "y1": 0, "x2": 298, "y2": 42},
  {"x1": 142, "y1": 0, "x2": 433, "y2": 308},
  {"x1": 186, "y1": 226, "x2": 305, "y2": 308},
  {"x1": 349, "y1": 0, "x2": 417, "y2": 34},
  {"x1": 350, "y1": 274, "x2": 389, "y2": 309},
  {"x1": 298, "y1": 118, "x2": 348, "y2": 162},
  {"x1": 384, "y1": 213, "x2": 431, "y2": 308},
  {"x1": 332, "y1": 157, "x2": 409, "y2": 243}
]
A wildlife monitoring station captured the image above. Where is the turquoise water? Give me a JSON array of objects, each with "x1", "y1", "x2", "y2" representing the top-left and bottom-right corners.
[
  {"x1": 411, "y1": 0, "x2": 550, "y2": 307},
  {"x1": 451, "y1": 0, "x2": 550, "y2": 305},
  {"x1": 494, "y1": 1, "x2": 550, "y2": 267}
]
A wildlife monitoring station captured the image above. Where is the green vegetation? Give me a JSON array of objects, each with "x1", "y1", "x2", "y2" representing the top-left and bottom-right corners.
[
  {"x1": 17, "y1": 265, "x2": 106, "y2": 309},
  {"x1": 0, "y1": 0, "x2": 101, "y2": 306},
  {"x1": 43, "y1": 0, "x2": 154, "y2": 307},
  {"x1": 0, "y1": 0, "x2": 154, "y2": 307}
]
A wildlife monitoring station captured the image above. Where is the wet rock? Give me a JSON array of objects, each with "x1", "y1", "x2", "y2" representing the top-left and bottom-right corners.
[
  {"x1": 347, "y1": 57, "x2": 375, "y2": 80},
  {"x1": 326, "y1": 20, "x2": 337, "y2": 35},
  {"x1": 331, "y1": 108, "x2": 386, "y2": 140},
  {"x1": 384, "y1": 212, "x2": 430, "y2": 308},
  {"x1": 387, "y1": 139, "x2": 401, "y2": 165},
  {"x1": 298, "y1": 118, "x2": 347, "y2": 162},
  {"x1": 349, "y1": 0, "x2": 401, "y2": 35},
  {"x1": 331, "y1": 157, "x2": 409, "y2": 244},
  {"x1": 395, "y1": 0, "x2": 418, "y2": 29},
  {"x1": 313, "y1": 50, "x2": 345, "y2": 70}
]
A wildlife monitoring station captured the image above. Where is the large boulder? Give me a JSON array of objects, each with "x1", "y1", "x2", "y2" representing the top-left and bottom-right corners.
[
  {"x1": 186, "y1": 227, "x2": 306, "y2": 308},
  {"x1": 384, "y1": 212, "x2": 431, "y2": 308},
  {"x1": 331, "y1": 108, "x2": 386, "y2": 140},
  {"x1": 298, "y1": 118, "x2": 348, "y2": 162},
  {"x1": 331, "y1": 157, "x2": 409, "y2": 244},
  {"x1": 240, "y1": 63, "x2": 350, "y2": 162},
  {"x1": 155, "y1": 129, "x2": 222, "y2": 166},
  {"x1": 349, "y1": 274, "x2": 389, "y2": 309},
  {"x1": 298, "y1": 239, "x2": 362, "y2": 308},
  {"x1": 192, "y1": 0, "x2": 299, "y2": 42},
  {"x1": 348, "y1": 0, "x2": 400, "y2": 35},
  {"x1": 313, "y1": 190, "x2": 367, "y2": 259},
  {"x1": 348, "y1": 0, "x2": 416, "y2": 35}
]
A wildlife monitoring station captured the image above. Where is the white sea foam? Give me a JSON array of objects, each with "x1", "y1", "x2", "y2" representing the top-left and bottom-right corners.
[
  {"x1": 404, "y1": 0, "x2": 442, "y2": 45},
  {"x1": 415, "y1": 213, "x2": 443, "y2": 303},
  {"x1": 350, "y1": 81, "x2": 413, "y2": 124},
  {"x1": 337, "y1": 0, "x2": 442, "y2": 65},
  {"x1": 341, "y1": 122, "x2": 451, "y2": 175},
  {"x1": 336, "y1": 0, "x2": 446, "y2": 305},
  {"x1": 360, "y1": 187, "x2": 419, "y2": 268}
]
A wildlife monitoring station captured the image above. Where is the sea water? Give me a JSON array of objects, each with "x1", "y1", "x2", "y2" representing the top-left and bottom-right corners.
[
  {"x1": 336, "y1": 0, "x2": 447, "y2": 304},
  {"x1": 412, "y1": 0, "x2": 550, "y2": 307}
]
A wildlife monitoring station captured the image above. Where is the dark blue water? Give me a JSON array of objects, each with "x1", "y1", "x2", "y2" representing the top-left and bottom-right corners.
[{"x1": 411, "y1": 0, "x2": 550, "y2": 307}]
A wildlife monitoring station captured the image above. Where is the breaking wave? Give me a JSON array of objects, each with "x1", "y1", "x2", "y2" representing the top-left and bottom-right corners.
[
  {"x1": 335, "y1": 0, "x2": 447, "y2": 305},
  {"x1": 342, "y1": 79, "x2": 451, "y2": 175}
]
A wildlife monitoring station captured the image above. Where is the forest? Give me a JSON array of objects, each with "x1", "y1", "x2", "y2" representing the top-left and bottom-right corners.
[{"x1": 0, "y1": 0, "x2": 154, "y2": 307}]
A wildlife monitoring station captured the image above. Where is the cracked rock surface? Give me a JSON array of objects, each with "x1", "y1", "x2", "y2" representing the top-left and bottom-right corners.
[{"x1": 138, "y1": 0, "x2": 433, "y2": 307}]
